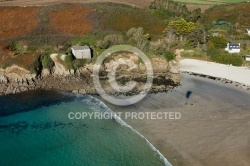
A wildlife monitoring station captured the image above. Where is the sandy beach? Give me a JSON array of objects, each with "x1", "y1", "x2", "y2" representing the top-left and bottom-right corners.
[
  {"x1": 180, "y1": 59, "x2": 250, "y2": 87},
  {"x1": 103, "y1": 59, "x2": 250, "y2": 166}
]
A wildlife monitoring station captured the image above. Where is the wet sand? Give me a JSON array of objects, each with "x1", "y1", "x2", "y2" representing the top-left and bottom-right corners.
[{"x1": 104, "y1": 74, "x2": 250, "y2": 166}]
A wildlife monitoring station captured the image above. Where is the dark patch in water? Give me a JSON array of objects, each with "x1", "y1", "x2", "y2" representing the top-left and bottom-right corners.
[
  {"x1": 0, "y1": 121, "x2": 78, "y2": 135},
  {"x1": 0, "y1": 90, "x2": 76, "y2": 117}
]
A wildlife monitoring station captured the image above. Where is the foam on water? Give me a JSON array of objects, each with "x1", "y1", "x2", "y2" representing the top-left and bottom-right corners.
[
  {"x1": 72, "y1": 94, "x2": 172, "y2": 166},
  {"x1": 0, "y1": 91, "x2": 171, "y2": 166}
]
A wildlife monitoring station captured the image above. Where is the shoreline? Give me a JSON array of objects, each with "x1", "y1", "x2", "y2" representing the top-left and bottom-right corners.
[
  {"x1": 181, "y1": 71, "x2": 250, "y2": 91},
  {"x1": 179, "y1": 59, "x2": 250, "y2": 90},
  {"x1": 0, "y1": 56, "x2": 180, "y2": 96},
  {"x1": 1, "y1": 58, "x2": 250, "y2": 97},
  {"x1": 2, "y1": 73, "x2": 250, "y2": 165},
  {"x1": 105, "y1": 73, "x2": 250, "y2": 166}
]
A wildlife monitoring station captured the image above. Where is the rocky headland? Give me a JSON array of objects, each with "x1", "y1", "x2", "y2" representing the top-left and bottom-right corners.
[{"x1": 0, "y1": 56, "x2": 180, "y2": 96}]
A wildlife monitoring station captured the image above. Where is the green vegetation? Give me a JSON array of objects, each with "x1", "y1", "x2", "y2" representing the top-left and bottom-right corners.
[
  {"x1": 72, "y1": 59, "x2": 87, "y2": 70},
  {"x1": 1, "y1": 1, "x2": 250, "y2": 71},
  {"x1": 89, "y1": 3, "x2": 166, "y2": 36},
  {"x1": 208, "y1": 36, "x2": 228, "y2": 49},
  {"x1": 162, "y1": 50, "x2": 175, "y2": 61},
  {"x1": 64, "y1": 55, "x2": 74, "y2": 69},
  {"x1": 201, "y1": 2, "x2": 250, "y2": 27},
  {"x1": 207, "y1": 49, "x2": 244, "y2": 66},
  {"x1": 173, "y1": 0, "x2": 246, "y2": 5},
  {"x1": 40, "y1": 52, "x2": 54, "y2": 70},
  {"x1": 150, "y1": 0, "x2": 201, "y2": 22},
  {"x1": 181, "y1": 49, "x2": 207, "y2": 59},
  {"x1": 9, "y1": 41, "x2": 25, "y2": 52},
  {"x1": 164, "y1": 18, "x2": 195, "y2": 41}
]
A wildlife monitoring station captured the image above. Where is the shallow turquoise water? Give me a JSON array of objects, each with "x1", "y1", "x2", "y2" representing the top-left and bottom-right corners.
[{"x1": 0, "y1": 91, "x2": 170, "y2": 166}]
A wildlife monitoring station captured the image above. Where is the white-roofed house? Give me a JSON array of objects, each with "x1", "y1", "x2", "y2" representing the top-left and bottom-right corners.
[
  {"x1": 225, "y1": 43, "x2": 240, "y2": 54},
  {"x1": 71, "y1": 45, "x2": 92, "y2": 59}
]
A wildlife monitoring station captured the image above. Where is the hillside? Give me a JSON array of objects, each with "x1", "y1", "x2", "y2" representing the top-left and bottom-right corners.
[
  {"x1": 174, "y1": 0, "x2": 246, "y2": 5},
  {"x1": 0, "y1": 3, "x2": 166, "y2": 69},
  {"x1": 201, "y1": 2, "x2": 250, "y2": 27},
  {"x1": 0, "y1": 3, "x2": 165, "y2": 40},
  {"x1": 0, "y1": 0, "x2": 152, "y2": 8}
]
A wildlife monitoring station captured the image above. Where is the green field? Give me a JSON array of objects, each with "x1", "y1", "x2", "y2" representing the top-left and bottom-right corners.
[{"x1": 174, "y1": 0, "x2": 246, "y2": 5}]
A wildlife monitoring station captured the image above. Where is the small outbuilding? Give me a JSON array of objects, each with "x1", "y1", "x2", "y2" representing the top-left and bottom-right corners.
[
  {"x1": 71, "y1": 45, "x2": 92, "y2": 59},
  {"x1": 225, "y1": 43, "x2": 240, "y2": 54}
]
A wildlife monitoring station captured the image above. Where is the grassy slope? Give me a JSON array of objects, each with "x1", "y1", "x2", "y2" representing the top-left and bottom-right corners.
[
  {"x1": 174, "y1": 0, "x2": 246, "y2": 5},
  {"x1": 87, "y1": 3, "x2": 166, "y2": 35},
  {"x1": 0, "y1": 3, "x2": 166, "y2": 69},
  {"x1": 201, "y1": 2, "x2": 250, "y2": 26}
]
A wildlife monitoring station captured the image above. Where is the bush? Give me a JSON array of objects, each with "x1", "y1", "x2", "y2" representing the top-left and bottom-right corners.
[
  {"x1": 154, "y1": 49, "x2": 175, "y2": 61},
  {"x1": 97, "y1": 34, "x2": 125, "y2": 49},
  {"x1": 41, "y1": 53, "x2": 54, "y2": 69},
  {"x1": 162, "y1": 50, "x2": 175, "y2": 61},
  {"x1": 9, "y1": 41, "x2": 23, "y2": 52},
  {"x1": 207, "y1": 49, "x2": 243, "y2": 66},
  {"x1": 64, "y1": 55, "x2": 74, "y2": 69},
  {"x1": 27, "y1": 45, "x2": 38, "y2": 52},
  {"x1": 72, "y1": 59, "x2": 87, "y2": 70},
  {"x1": 208, "y1": 36, "x2": 227, "y2": 49},
  {"x1": 70, "y1": 37, "x2": 96, "y2": 46}
]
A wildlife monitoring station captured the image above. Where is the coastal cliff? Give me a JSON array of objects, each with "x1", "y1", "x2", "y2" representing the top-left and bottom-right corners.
[{"x1": 0, "y1": 57, "x2": 180, "y2": 95}]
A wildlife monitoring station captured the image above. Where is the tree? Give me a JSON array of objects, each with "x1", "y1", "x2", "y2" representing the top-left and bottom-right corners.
[
  {"x1": 164, "y1": 18, "x2": 195, "y2": 41},
  {"x1": 126, "y1": 27, "x2": 150, "y2": 51},
  {"x1": 188, "y1": 28, "x2": 207, "y2": 48},
  {"x1": 97, "y1": 34, "x2": 124, "y2": 49},
  {"x1": 208, "y1": 36, "x2": 227, "y2": 49}
]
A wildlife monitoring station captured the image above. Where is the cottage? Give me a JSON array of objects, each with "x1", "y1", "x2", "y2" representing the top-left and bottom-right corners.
[
  {"x1": 71, "y1": 45, "x2": 92, "y2": 59},
  {"x1": 225, "y1": 43, "x2": 240, "y2": 53},
  {"x1": 247, "y1": 29, "x2": 250, "y2": 36}
]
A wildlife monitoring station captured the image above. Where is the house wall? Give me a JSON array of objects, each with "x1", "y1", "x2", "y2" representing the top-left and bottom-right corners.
[
  {"x1": 74, "y1": 49, "x2": 91, "y2": 59},
  {"x1": 246, "y1": 56, "x2": 250, "y2": 61},
  {"x1": 228, "y1": 49, "x2": 240, "y2": 54},
  {"x1": 225, "y1": 43, "x2": 241, "y2": 54}
]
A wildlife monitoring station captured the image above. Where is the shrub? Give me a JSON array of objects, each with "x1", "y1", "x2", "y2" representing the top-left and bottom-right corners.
[
  {"x1": 163, "y1": 50, "x2": 175, "y2": 61},
  {"x1": 207, "y1": 49, "x2": 243, "y2": 66},
  {"x1": 27, "y1": 45, "x2": 38, "y2": 52},
  {"x1": 155, "y1": 49, "x2": 175, "y2": 61},
  {"x1": 64, "y1": 55, "x2": 74, "y2": 69},
  {"x1": 70, "y1": 37, "x2": 96, "y2": 46},
  {"x1": 9, "y1": 41, "x2": 23, "y2": 52},
  {"x1": 97, "y1": 33, "x2": 126, "y2": 49},
  {"x1": 208, "y1": 36, "x2": 227, "y2": 49},
  {"x1": 41, "y1": 52, "x2": 54, "y2": 69},
  {"x1": 72, "y1": 59, "x2": 87, "y2": 70}
]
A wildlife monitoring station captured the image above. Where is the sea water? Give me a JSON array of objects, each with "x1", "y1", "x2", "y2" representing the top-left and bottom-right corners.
[{"x1": 0, "y1": 90, "x2": 171, "y2": 166}]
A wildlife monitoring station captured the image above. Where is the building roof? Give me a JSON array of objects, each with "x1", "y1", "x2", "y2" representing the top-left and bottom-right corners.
[
  {"x1": 71, "y1": 45, "x2": 90, "y2": 51},
  {"x1": 229, "y1": 43, "x2": 240, "y2": 46},
  {"x1": 228, "y1": 43, "x2": 240, "y2": 50}
]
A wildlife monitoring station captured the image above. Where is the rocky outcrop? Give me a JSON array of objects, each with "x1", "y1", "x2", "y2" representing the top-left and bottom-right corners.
[
  {"x1": 0, "y1": 55, "x2": 180, "y2": 96},
  {"x1": 0, "y1": 66, "x2": 37, "y2": 95}
]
